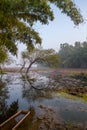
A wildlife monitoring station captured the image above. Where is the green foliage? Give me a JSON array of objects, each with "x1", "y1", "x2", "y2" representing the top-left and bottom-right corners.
[
  {"x1": 0, "y1": 46, "x2": 8, "y2": 64},
  {"x1": 0, "y1": 0, "x2": 83, "y2": 55},
  {"x1": 0, "y1": 45, "x2": 13, "y2": 67},
  {"x1": 37, "y1": 49, "x2": 60, "y2": 68},
  {"x1": 59, "y1": 41, "x2": 87, "y2": 68},
  {"x1": 49, "y1": 0, "x2": 83, "y2": 25},
  {"x1": 21, "y1": 48, "x2": 60, "y2": 73}
]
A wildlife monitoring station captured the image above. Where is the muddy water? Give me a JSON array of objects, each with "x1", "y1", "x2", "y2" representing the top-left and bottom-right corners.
[{"x1": 0, "y1": 72, "x2": 87, "y2": 129}]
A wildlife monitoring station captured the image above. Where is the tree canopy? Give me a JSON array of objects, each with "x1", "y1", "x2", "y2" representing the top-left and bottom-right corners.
[
  {"x1": 0, "y1": 46, "x2": 13, "y2": 70},
  {"x1": 0, "y1": 0, "x2": 83, "y2": 56},
  {"x1": 59, "y1": 42, "x2": 87, "y2": 68},
  {"x1": 20, "y1": 48, "x2": 60, "y2": 74},
  {"x1": 0, "y1": 46, "x2": 9, "y2": 67}
]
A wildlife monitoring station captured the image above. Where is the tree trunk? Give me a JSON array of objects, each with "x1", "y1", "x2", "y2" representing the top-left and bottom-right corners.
[
  {"x1": 19, "y1": 61, "x2": 26, "y2": 73},
  {"x1": 26, "y1": 63, "x2": 32, "y2": 74},
  {"x1": 25, "y1": 59, "x2": 38, "y2": 75}
]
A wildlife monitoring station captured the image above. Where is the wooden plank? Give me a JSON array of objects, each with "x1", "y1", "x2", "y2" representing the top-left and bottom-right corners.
[
  {"x1": 0, "y1": 110, "x2": 28, "y2": 130},
  {"x1": 12, "y1": 111, "x2": 30, "y2": 130}
]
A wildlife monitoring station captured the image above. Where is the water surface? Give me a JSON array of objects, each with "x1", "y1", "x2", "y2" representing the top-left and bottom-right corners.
[{"x1": 0, "y1": 72, "x2": 87, "y2": 129}]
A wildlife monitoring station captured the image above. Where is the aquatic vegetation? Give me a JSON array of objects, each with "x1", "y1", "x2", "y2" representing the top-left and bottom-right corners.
[
  {"x1": 0, "y1": 71, "x2": 87, "y2": 130},
  {"x1": 58, "y1": 91, "x2": 87, "y2": 103}
]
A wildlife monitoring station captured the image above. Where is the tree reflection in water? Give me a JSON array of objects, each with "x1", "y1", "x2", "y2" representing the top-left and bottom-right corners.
[
  {"x1": 0, "y1": 79, "x2": 9, "y2": 124},
  {"x1": 0, "y1": 75, "x2": 19, "y2": 124},
  {"x1": 21, "y1": 74, "x2": 52, "y2": 103},
  {"x1": 0, "y1": 100, "x2": 19, "y2": 124},
  {"x1": 0, "y1": 73, "x2": 12, "y2": 107}
]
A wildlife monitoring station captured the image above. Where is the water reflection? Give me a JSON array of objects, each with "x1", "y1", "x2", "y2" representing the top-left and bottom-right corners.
[
  {"x1": 0, "y1": 74, "x2": 19, "y2": 124},
  {"x1": 0, "y1": 73, "x2": 15, "y2": 109},
  {"x1": 0, "y1": 79, "x2": 9, "y2": 118},
  {"x1": 0, "y1": 72, "x2": 87, "y2": 129},
  {"x1": 21, "y1": 73, "x2": 49, "y2": 90},
  {"x1": 21, "y1": 75, "x2": 53, "y2": 101},
  {"x1": 0, "y1": 100, "x2": 18, "y2": 124},
  {"x1": 60, "y1": 109, "x2": 87, "y2": 124}
]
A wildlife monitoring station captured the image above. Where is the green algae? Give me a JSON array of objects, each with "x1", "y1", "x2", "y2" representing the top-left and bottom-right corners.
[{"x1": 59, "y1": 91, "x2": 87, "y2": 103}]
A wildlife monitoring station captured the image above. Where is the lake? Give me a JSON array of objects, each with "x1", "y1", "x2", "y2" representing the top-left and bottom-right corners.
[{"x1": 0, "y1": 72, "x2": 87, "y2": 130}]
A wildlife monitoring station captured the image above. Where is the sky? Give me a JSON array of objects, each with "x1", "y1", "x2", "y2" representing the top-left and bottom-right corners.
[
  {"x1": 10, "y1": 0, "x2": 87, "y2": 66},
  {"x1": 33, "y1": 0, "x2": 87, "y2": 51}
]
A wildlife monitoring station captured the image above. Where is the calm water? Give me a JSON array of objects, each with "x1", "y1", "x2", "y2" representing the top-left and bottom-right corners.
[{"x1": 0, "y1": 72, "x2": 87, "y2": 129}]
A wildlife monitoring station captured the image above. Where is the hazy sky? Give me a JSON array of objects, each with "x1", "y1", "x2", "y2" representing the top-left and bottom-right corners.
[{"x1": 33, "y1": 0, "x2": 87, "y2": 51}]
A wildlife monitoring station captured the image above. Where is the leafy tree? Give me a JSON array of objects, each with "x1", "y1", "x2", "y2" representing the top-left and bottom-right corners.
[
  {"x1": 0, "y1": 46, "x2": 13, "y2": 72},
  {"x1": 59, "y1": 42, "x2": 87, "y2": 68},
  {"x1": 0, "y1": 46, "x2": 8, "y2": 64},
  {"x1": 59, "y1": 43, "x2": 74, "y2": 67},
  {"x1": 37, "y1": 49, "x2": 60, "y2": 68},
  {"x1": 0, "y1": 0, "x2": 83, "y2": 56},
  {"x1": 20, "y1": 48, "x2": 60, "y2": 74}
]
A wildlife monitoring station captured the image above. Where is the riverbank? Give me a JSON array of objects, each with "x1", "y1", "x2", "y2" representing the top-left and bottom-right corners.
[
  {"x1": 48, "y1": 70, "x2": 87, "y2": 99},
  {"x1": 1, "y1": 67, "x2": 87, "y2": 73}
]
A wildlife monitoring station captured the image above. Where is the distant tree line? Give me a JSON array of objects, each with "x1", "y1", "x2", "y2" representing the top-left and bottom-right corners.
[
  {"x1": 59, "y1": 41, "x2": 87, "y2": 68},
  {"x1": 1, "y1": 41, "x2": 87, "y2": 70},
  {"x1": 20, "y1": 41, "x2": 87, "y2": 71}
]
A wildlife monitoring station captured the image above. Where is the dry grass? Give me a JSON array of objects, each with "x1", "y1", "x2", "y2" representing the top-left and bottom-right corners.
[{"x1": 2, "y1": 67, "x2": 87, "y2": 74}]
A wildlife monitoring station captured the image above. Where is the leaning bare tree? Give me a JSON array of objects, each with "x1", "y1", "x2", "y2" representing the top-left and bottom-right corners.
[{"x1": 20, "y1": 47, "x2": 60, "y2": 74}]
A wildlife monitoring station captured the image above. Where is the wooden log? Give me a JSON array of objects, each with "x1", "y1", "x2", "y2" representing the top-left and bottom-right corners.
[
  {"x1": 12, "y1": 111, "x2": 30, "y2": 130},
  {"x1": 0, "y1": 110, "x2": 29, "y2": 130}
]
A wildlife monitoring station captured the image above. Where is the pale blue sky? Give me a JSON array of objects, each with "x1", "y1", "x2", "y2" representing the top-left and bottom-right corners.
[{"x1": 33, "y1": 0, "x2": 87, "y2": 51}]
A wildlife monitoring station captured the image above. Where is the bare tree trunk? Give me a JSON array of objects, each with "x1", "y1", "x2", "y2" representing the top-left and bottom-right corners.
[
  {"x1": 0, "y1": 65, "x2": 2, "y2": 73},
  {"x1": 0, "y1": 65, "x2": 3, "y2": 79},
  {"x1": 26, "y1": 59, "x2": 38, "y2": 75},
  {"x1": 26, "y1": 63, "x2": 32, "y2": 74},
  {"x1": 19, "y1": 61, "x2": 26, "y2": 73}
]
